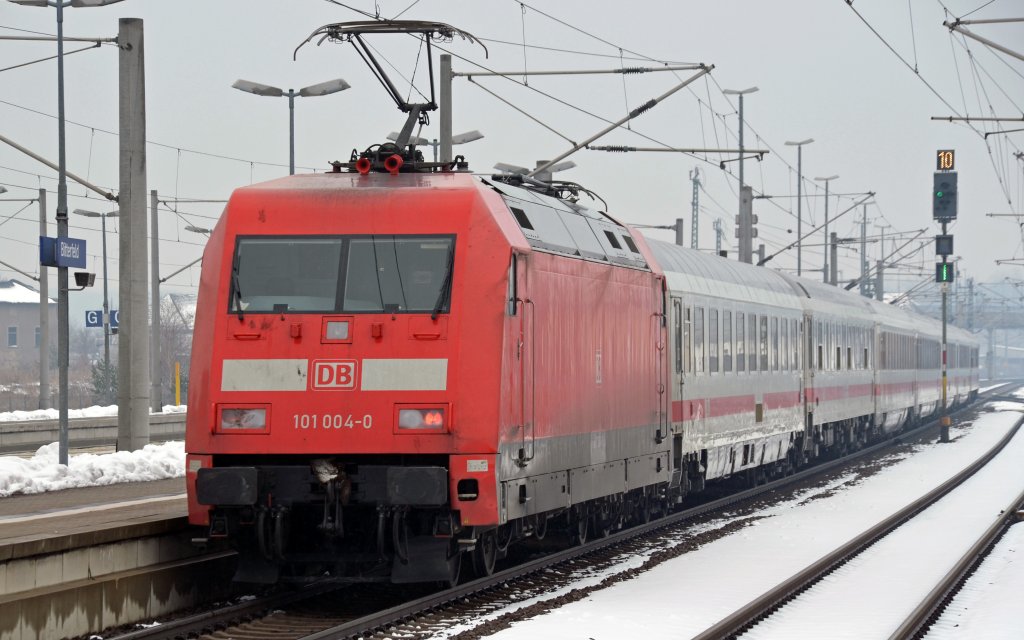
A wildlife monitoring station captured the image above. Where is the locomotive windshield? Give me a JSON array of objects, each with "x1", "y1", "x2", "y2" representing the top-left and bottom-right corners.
[{"x1": 230, "y1": 235, "x2": 455, "y2": 314}]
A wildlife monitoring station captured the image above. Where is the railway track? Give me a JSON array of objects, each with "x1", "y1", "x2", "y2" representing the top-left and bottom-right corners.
[
  {"x1": 894, "y1": 487, "x2": 1024, "y2": 640},
  {"x1": 692, "y1": 403, "x2": 1024, "y2": 639},
  {"x1": 107, "y1": 384, "x2": 1019, "y2": 640}
]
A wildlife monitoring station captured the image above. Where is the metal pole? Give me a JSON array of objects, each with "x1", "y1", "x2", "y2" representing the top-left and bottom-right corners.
[
  {"x1": 967, "y1": 278, "x2": 974, "y2": 330},
  {"x1": 440, "y1": 54, "x2": 452, "y2": 164},
  {"x1": 150, "y1": 189, "x2": 162, "y2": 412},
  {"x1": 829, "y1": 231, "x2": 838, "y2": 286},
  {"x1": 288, "y1": 90, "x2": 295, "y2": 175},
  {"x1": 690, "y1": 168, "x2": 699, "y2": 249},
  {"x1": 117, "y1": 18, "x2": 150, "y2": 451},
  {"x1": 38, "y1": 189, "x2": 50, "y2": 409},
  {"x1": 737, "y1": 94, "x2": 747, "y2": 262},
  {"x1": 875, "y1": 259, "x2": 884, "y2": 301},
  {"x1": 56, "y1": 0, "x2": 70, "y2": 466},
  {"x1": 796, "y1": 146, "x2": 803, "y2": 276},
  {"x1": 940, "y1": 222, "x2": 949, "y2": 443},
  {"x1": 859, "y1": 205, "x2": 867, "y2": 297},
  {"x1": 739, "y1": 186, "x2": 753, "y2": 263},
  {"x1": 823, "y1": 181, "x2": 829, "y2": 282},
  {"x1": 101, "y1": 213, "x2": 110, "y2": 387},
  {"x1": 987, "y1": 328, "x2": 994, "y2": 379}
]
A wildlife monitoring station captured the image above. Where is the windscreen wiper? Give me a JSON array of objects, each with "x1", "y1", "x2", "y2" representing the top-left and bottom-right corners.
[
  {"x1": 231, "y1": 262, "x2": 244, "y2": 321},
  {"x1": 431, "y1": 244, "x2": 455, "y2": 321}
]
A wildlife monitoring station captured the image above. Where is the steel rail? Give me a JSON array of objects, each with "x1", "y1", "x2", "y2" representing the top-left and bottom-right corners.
[
  {"x1": 690, "y1": 410, "x2": 1024, "y2": 640},
  {"x1": 299, "y1": 386, "x2": 1016, "y2": 640},
  {"x1": 889, "y1": 485, "x2": 1024, "y2": 639},
  {"x1": 109, "y1": 581, "x2": 342, "y2": 640}
]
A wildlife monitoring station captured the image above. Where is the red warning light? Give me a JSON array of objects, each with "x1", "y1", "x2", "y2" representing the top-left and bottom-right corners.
[{"x1": 424, "y1": 410, "x2": 444, "y2": 427}]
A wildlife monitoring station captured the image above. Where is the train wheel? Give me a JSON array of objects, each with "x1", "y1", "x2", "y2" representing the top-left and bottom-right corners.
[
  {"x1": 534, "y1": 514, "x2": 548, "y2": 541},
  {"x1": 256, "y1": 509, "x2": 273, "y2": 561},
  {"x1": 571, "y1": 504, "x2": 589, "y2": 546},
  {"x1": 440, "y1": 540, "x2": 462, "y2": 588},
  {"x1": 472, "y1": 531, "x2": 497, "y2": 577},
  {"x1": 638, "y1": 492, "x2": 653, "y2": 524},
  {"x1": 495, "y1": 524, "x2": 514, "y2": 555},
  {"x1": 271, "y1": 508, "x2": 289, "y2": 560},
  {"x1": 594, "y1": 501, "x2": 612, "y2": 538},
  {"x1": 444, "y1": 540, "x2": 460, "y2": 585}
]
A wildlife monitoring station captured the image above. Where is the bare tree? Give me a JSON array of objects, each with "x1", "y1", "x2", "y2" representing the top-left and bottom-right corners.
[{"x1": 159, "y1": 294, "x2": 195, "y2": 404}]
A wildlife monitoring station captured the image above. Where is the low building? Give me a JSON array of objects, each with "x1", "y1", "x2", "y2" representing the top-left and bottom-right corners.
[{"x1": 0, "y1": 279, "x2": 56, "y2": 373}]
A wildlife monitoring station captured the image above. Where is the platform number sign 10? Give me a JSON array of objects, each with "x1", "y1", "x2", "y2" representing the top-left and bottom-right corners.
[{"x1": 936, "y1": 149, "x2": 955, "y2": 171}]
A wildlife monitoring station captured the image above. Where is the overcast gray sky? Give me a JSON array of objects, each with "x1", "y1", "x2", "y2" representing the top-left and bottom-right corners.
[{"x1": 1, "y1": 0, "x2": 1022, "y2": 322}]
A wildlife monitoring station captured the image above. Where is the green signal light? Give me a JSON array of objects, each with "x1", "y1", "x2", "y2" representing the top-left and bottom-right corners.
[{"x1": 936, "y1": 191, "x2": 944, "y2": 198}]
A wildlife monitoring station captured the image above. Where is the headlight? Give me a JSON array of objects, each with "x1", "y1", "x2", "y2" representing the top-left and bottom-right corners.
[
  {"x1": 220, "y1": 407, "x2": 267, "y2": 430},
  {"x1": 398, "y1": 408, "x2": 446, "y2": 430}
]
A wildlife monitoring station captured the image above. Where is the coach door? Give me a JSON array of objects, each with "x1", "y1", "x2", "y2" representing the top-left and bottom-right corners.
[
  {"x1": 671, "y1": 298, "x2": 685, "y2": 432},
  {"x1": 803, "y1": 313, "x2": 814, "y2": 434}
]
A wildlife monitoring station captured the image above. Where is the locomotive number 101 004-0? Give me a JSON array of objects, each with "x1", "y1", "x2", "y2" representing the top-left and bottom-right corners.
[{"x1": 293, "y1": 413, "x2": 373, "y2": 429}]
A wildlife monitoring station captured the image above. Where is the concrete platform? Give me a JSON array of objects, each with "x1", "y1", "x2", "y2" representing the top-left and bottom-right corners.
[
  {"x1": 0, "y1": 478, "x2": 187, "y2": 556},
  {"x1": 0, "y1": 480, "x2": 236, "y2": 640}
]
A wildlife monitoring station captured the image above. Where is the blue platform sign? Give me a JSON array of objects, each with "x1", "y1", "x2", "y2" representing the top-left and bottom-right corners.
[
  {"x1": 85, "y1": 310, "x2": 119, "y2": 328},
  {"x1": 40, "y1": 236, "x2": 87, "y2": 269}
]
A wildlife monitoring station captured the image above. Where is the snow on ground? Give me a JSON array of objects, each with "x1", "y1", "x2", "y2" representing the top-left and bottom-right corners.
[
  {"x1": 926, "y1": 522, "x2": 1024, "y2": 640},
  {"x1": 742, "y1": 413, "x2": 1024, "y2": 639},
  {"x1": 0, "y1": 404, "x2": 187, "y2": 422},
  {"x1": 481, "y1": 407, "x2": 1023, "y2": 640},
  {"x1": 0, "y1": 441, "x2": 185, "y2": 497}
]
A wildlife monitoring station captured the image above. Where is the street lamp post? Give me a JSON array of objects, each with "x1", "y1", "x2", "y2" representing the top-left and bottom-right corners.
[
  {"x1": 74, "y1": 208, "x2": 118, "y2": 391},
  {"x1": 723, "y1": 87, "x2": 759, "y2": 263},
  {"x1": 785, "y1": 138, "x2": 814, "y2": 276},
  {"x1": 815, "y1": 175, "x2": 839, "y2": 284},
  {"x1": 9, "y1": 0, "x2": 124, "y2": 465},
  {"x1": 232, "y1": 78, "x2": 351, "y2": 175}
]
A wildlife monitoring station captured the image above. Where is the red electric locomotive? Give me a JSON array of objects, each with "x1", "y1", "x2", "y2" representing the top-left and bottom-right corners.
[{"x1": 186, "y1": 151, "x2": 666, "y2": 582}]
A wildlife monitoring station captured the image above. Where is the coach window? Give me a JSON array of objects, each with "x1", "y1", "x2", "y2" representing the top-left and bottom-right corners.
[
  {"x1": 817, "y1": 322, "x2": 824, "y2": 371},
  {"x1": 736, "y1": 312, "x2": 745, "y2": 372},
  {"x1": 723, "y1": 311, "x2": 733, "y2": 372},
  {"x1": 836, "y1": 331, "x2": 842, "y2": 371},
  {"x1": 770, "y1": 315, "x2": 778, "y2": 368},
  {"x1": 781, "y1": 319, "x2": 789, "y2": 370},
  {"x1": 759, "y1": 316, "x2": 769, "y2": 371},
  {"x1": 828, "y1": 323, "x2": 835, "y2": 371},
  {"x1": 794, "y1": 320, "x2": 801, "y2": 370},
  {"x1": 748, "y1": 314, "x2": 758, "y2": 372},
  {"x1": 694, "y1": 307, "x2": 705, "y2": 373},
  {"x1": 673, "y1": 299, "x2": 682, "y2": 373},
  {"x1": 709, "y1": 309, "x2": 719, "y2": 373},
  {"x1": 792, "y1": 320, "x2": 799, "y2": 371},
  {"x1": 6, "y1": 326, "x2": 15, "y2": 348},
  {"x1": 684, "y1": 307, "x2": 693, "y2": 373}
]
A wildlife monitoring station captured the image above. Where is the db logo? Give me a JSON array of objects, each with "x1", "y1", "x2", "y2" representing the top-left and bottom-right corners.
[{"x1": 311, "y1": 360, "x2": 358, "y2": 390}]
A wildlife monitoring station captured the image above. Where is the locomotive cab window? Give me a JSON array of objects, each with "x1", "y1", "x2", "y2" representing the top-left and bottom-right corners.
[{"x1": 230, "y1": 235, "x2": 455, "y2": 315}]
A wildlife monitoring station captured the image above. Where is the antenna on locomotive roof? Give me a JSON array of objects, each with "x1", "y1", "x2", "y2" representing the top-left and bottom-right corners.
[{"x1": 295, "y1": 20, "x2": 487, "y2": 152}]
